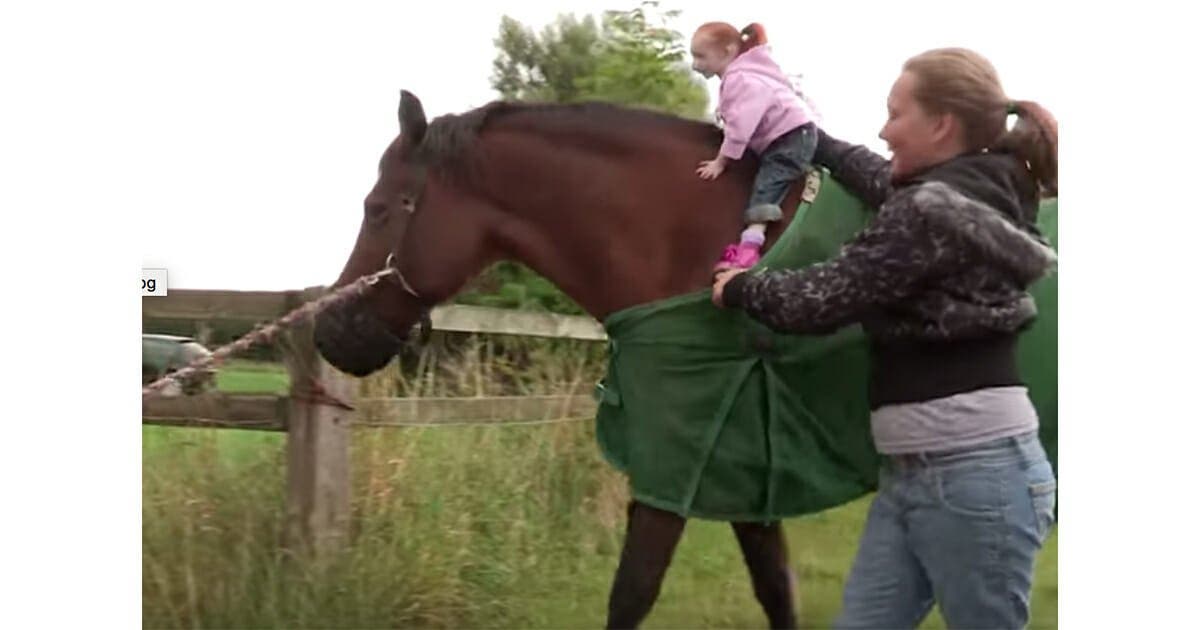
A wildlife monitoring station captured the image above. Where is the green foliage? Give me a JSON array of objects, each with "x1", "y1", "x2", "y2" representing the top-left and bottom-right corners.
[
  {"x1": 455, "y1": 262, "x2": 586, "y2": 315},
  {"x1": 491, "y1": 2, "x2": 707, "y2": 117},
  {"x1": 491, "y1": 14, "x2": 603, "y2": 104},
  {"x1": 573, "y1": 3, "x2": 709, "y2": 119}
]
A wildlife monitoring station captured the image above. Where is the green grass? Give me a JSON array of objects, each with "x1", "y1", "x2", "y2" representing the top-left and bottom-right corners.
[
  {"x1": 215, "y1": 359, "x2": 290, "y2": 394},
  {"x1": 143, "y1": 421, "x2": 1056, "y2": 629},
  {"x1": 144, "y1": 354, "x2": 1056, "y2": 628}
]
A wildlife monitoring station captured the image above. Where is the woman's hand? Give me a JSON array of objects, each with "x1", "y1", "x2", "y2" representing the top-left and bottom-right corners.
[{"x1": 711, "y1": 268, "x2": 746, "y2": 307}]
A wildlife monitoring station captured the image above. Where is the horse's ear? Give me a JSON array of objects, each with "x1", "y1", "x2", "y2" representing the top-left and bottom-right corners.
[{"x1": 399, "y1": 90, "x2": 428, "y2": 148}]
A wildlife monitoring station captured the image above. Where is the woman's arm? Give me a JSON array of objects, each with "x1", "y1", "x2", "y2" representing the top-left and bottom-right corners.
[
  {"x1": 813, "y1": 128, "x2": 893, "y2": 211},
  {"x1": 721, "y1": 200, "x2": 945, "y2": 334}
]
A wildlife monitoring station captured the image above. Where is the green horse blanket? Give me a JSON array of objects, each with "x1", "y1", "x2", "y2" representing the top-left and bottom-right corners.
[{"x1": 594, "y1": 171, "x2": 1058, "y2": 521}]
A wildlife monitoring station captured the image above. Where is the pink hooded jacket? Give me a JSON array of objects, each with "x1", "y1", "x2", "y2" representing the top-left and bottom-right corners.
[{"x1": 716, "y1": 45, "x2": 816, "y2": 160}]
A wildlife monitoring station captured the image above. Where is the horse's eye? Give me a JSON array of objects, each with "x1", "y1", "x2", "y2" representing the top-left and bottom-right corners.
[{"x1": 399, "y1": 195, "x2": 416, "y2": 213}]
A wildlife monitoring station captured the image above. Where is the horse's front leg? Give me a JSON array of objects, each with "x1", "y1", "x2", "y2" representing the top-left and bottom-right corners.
[
  {"x1": 605, "y1": 501, "x2": 687, "y2": 629},
  {"x1": 732, "y1": 520, "x2": 799, "y2": 629}
]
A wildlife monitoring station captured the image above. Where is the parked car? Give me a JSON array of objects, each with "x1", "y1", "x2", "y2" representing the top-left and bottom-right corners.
[{"x1": 142, "y1": 334, "x2": 216, "y2": 394}]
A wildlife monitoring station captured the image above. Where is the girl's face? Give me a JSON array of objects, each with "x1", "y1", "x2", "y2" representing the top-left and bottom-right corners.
[{"x1": 690, "y1": 34, "x2": 737, "y2": 79}]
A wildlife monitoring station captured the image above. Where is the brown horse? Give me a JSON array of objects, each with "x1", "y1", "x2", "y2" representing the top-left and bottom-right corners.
[{"x1": 314, "y1": 91, "x2": 815, "y2": 628}]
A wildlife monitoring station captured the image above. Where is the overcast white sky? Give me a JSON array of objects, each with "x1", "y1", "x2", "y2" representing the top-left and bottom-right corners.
[{"x1": 134, "y1": 0, "x2": 1066, "y2": 290}]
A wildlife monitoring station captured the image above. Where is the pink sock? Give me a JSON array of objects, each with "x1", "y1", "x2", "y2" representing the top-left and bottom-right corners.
[{"x1": 740, "y1": 228, "x2": 765, "y2": 247}]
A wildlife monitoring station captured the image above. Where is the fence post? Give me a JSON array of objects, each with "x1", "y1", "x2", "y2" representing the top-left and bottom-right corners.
[{"x1": 282, "y1": 286, "x2": 353, "y2": 557}]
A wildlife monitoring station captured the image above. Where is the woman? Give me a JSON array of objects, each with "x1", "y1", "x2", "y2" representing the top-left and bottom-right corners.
[{"x1": 712, "y1": 47, "x2": 1058, "y2": 629}]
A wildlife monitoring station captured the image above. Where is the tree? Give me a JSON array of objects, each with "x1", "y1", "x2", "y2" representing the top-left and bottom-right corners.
[
  {"x1": 573, "y1": 3, "x2": 709, "y2": 119},
  {"x1": 491, "y1": 14, "x2": 603, "y2": 104},
  {"x1": 463, "y1": 3, "x2": 707, "y2": 314},
  {"x1": 490, "y1": 2, "x2": 708, "y2": 117}
]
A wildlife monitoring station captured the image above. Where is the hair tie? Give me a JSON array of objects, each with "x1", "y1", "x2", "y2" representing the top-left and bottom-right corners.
[{"x1": 1006, "y1": 101, "x2": 1019, "y2": 115}]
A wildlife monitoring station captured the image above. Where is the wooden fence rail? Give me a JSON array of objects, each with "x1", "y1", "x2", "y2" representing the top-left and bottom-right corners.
[
  {"x1": 143, "y1": 288, "x2": 608, "y2": 340},
  {"x1": 142, "y1": 393, "x2": 286, "y2": 430},
  {"x1": 142, "y1": 393, "x2": 599, "y2": 431}
]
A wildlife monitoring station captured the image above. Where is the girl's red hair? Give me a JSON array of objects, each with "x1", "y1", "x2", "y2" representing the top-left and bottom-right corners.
[{"x1": 695, "y1": 21, "x2": 767, "y2": 55}]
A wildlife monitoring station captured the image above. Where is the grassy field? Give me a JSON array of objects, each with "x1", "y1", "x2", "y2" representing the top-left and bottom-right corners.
[
  {"x1": 142, "y1": 357, "x2": 1056, "y2": 629},
  {"x1": 213, "y1": 359, "x2": 291, "y2": 394}
]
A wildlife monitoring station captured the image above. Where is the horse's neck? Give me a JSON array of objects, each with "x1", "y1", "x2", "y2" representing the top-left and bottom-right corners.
[{"x1": 476, "y1": 129, "x2": 754, "y2": 320}]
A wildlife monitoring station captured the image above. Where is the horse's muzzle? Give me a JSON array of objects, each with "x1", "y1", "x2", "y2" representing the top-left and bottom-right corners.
[{"x1": 313, "y1": 299, "x2": 407, "y2": 377}]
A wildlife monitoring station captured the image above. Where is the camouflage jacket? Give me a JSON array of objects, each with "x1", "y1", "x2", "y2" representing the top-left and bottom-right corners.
[{"x1": 722, "y1": 130, "x2": 1057, "y2": 407}]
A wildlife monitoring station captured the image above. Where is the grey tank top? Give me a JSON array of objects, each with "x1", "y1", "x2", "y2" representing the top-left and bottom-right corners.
[{"x1": 870, "y1": 386, "x2": 1039, "y2": 455}]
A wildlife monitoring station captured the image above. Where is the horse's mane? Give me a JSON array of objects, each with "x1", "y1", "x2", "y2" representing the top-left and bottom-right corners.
[{"x1": 416, "y1": 101, "x2": 722, "y2": 183}]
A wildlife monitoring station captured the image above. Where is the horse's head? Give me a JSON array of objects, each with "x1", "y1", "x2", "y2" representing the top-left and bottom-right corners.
[
  {"x1": 315, "y1": 93, "x2": 774, "y2": 376},
  {"x1": 314, "y1": 91, "x2": 497, "y2": 376}
]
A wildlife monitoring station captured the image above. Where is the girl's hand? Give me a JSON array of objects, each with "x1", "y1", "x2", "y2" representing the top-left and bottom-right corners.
[{"x1": 697, "y1": 157, "x2": 727, "y2": 180}]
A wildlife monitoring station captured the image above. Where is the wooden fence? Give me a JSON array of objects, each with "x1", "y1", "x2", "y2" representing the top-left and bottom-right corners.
[{"x1": 143, "y1": 287, "x2": 605, "y2": 556}]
